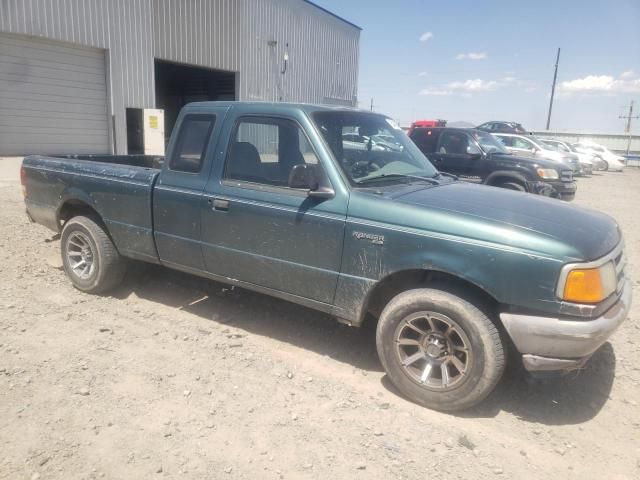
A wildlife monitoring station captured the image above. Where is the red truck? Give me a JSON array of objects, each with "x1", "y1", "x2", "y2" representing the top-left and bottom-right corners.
[{"x1": 408, "y1": 119, "x2": 447, "y2": 136}]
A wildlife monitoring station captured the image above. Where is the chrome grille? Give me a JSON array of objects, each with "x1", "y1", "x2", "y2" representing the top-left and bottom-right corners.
[
  {"x1": 561, "y1": 170, "x2": 573, "y2": 182},
  {"x1": 614, "y1": 248, "x2": 627, "y2": 293}
]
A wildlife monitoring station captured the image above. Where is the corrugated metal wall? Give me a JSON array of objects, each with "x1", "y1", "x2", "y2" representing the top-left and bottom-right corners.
[{"x1": 0, "y1": 0, "x2": 360, "y2": 154}]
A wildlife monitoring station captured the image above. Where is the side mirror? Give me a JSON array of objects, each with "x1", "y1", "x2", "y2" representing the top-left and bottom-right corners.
[{"x1": 288, "y1": 164, "x2": 335, "y2": 199}]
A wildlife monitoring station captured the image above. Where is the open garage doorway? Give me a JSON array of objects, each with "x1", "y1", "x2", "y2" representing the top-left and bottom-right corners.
[{"x1": 154, "y1": 60, "x2": 236, "y2": 143}]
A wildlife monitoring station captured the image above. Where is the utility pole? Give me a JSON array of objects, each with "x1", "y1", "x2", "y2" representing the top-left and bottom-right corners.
[
  {"x1": 370, "y1": 98, "x2": 374, "y2": 111},
  {"x1": 545, "y1": 48, "x2": 561, "y2": 130},
  {"x1": 619, "y1": 101, "x2": 639, "y2": 155}
]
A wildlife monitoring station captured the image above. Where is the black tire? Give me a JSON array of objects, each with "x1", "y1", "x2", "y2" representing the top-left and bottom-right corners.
[
  {"x1": 601, "y1": 160, "x2": 609, "y2": 171},
  {"x1": 60, "y1": 215, "x2": 126, "y2": 294},
  {"x1": 376, "y1": 288, "x2": 505, "y2": 412},
  {"x1": 500, "y1": 181, "x2": 526, "y2": 192}
]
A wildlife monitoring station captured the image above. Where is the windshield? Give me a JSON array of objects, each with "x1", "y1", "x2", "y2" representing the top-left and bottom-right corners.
[
  {"x1": 471, "y1": 130, "x2": 508, "y2": 154},
  {"x1": 312, "y1": 111, "x2": 438, "y2": 184}
]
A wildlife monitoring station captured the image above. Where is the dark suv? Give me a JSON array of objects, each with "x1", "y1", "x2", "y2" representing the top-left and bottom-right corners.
[
  {"x1": 409, "y1": 127, "x2": 577, "y2": 201},
  {"x1": 477, "y1": 121, "x2": 528, "y2": 134}
]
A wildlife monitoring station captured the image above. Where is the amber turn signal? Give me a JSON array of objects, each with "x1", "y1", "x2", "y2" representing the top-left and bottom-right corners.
[{"x1": 562, "y1": 263, "x2": 616, "y2": 304}]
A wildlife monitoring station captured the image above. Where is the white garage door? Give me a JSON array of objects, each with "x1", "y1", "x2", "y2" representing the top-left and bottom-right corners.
[{"x1": 0, "y1": 33, "x2": 110, "y2": 155}]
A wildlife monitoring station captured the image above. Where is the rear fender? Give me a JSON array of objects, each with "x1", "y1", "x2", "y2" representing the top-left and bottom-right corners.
[{"x1": 56, "y1": 187, "x2": 102, "y2": 230}]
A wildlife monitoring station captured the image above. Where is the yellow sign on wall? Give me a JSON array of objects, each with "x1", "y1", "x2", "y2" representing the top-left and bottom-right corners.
[{"x1": 149, "y1": 115, "x2": 158, "y2": 129}]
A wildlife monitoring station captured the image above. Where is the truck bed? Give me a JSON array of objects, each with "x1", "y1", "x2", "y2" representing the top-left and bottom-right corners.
[{"x1": 22, "y1": 154, "x2": 162, "y2": 263}]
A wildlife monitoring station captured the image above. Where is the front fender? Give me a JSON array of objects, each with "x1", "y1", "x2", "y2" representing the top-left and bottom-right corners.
[{"x1": 335, "y1": 222, "x2": 565, "y2": 325}]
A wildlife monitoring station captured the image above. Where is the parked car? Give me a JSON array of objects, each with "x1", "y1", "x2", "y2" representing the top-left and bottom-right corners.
[
  {"x1": 21, "y1": 102, "x2": 629, "y2": 412},
  {"x1": 409, "y1": 127, "x2": 577, "y2": 200},
  {"x1": 573, "y1": 142, "x2": 626, "y2": 172},
  {"x1": 476, "y1": 121, "x2": 528, "y2": 134},
  {"x1": 540, "y1": 139, "x2": 594, "y2": 175},
  {"x1": 493, "y1": 133, "x2": 582, "y2": 174}
]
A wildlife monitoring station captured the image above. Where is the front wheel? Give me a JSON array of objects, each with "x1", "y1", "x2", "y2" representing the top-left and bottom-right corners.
[
  {"x1": 376, "y1": 288, "x2": 505, "y2": 411},
  {"x1": 499, "y1": 181, "x2": 526, "y2": 192},
  {"x1": 61, "y1": 215, "x2": 126, "y2": 294}
]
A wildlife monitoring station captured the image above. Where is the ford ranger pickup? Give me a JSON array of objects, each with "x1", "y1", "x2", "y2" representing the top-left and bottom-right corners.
[{"x1": 21, "y1": 102, "x2": 631, "y2": 411}]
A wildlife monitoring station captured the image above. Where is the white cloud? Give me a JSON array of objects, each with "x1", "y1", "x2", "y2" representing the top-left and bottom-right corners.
[
  {"x1": 447, "y1": 79, "x2": 499, "y2": 92},
  {"x1": 455, "y1": 52, "x2": 487, "y2": 60},
  {"x1": 419, "y1": 31, "x2": 433, "y2": 42},
  {"x1": 620, "y1": 70, "x2": 636, "y2": 79},
  {"x1": 419, "y1": 78, "x2": 499, "y2": 96},
  {"x1": 418, "y1": 71, "x2": 428, "y2": 77},
  {"x1": 418, "y1": 77, "x2": 538, "y2": 96},
  {"x1": 418, "y1": 87, "x2": 452, "y2": 96},
  {"x1": 558, "y1": 73, "x2": 640, "y2": 94}
]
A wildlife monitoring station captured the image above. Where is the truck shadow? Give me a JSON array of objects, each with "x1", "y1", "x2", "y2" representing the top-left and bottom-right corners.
[
  {"x1": 115, "y1": 264, "x2": 382, "y2": 372},
  {"x1": 115, "y1": 264, "x2": 616, "y2": 425},
  {"x1": 450, "y1": 342, "x2": 616, "y2": 424}
]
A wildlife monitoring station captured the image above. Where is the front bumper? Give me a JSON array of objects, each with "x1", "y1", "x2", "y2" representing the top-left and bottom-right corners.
[{"x1": 500, "y1": 283, "x2": 632, "y2": 372}]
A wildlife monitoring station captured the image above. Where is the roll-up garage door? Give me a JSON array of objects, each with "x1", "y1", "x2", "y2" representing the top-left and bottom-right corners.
[{"x1": 0, "y1": 33, "x2": 110, "y2": 155}]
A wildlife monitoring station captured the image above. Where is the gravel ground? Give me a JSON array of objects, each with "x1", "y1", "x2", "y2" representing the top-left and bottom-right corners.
[{"x1": 1, "y1": 157, "x2": 638, "y2": 480}]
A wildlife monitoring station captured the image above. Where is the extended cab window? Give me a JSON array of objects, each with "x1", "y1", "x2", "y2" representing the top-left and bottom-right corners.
[
  {"x1": 224, "y1": 117, "x2": 320, "y2": 187},
  {"x1": 169, "y1": 114, "x2": 216, "y2": 173}
]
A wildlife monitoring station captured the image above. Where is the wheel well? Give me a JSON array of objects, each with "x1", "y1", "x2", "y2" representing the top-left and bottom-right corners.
[
  {"x1": 57, "y1": 200, "x2": 101, "y2": 230},
  {"x1": 486, "y1": 175, "x2": 525, "y2": 188},
  {"x1": 361, "y1": 269, "x2": 500, "y2": 327}
]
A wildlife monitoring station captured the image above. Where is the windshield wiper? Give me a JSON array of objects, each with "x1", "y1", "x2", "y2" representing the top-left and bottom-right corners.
[{"x1": 356, "y1": 173, "x2": 440, "y2": 186}]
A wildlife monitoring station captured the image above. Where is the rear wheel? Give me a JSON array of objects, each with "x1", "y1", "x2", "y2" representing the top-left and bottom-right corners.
[
  {"x1": 376, "y1": 288, "x2": 505, "y2": 411},
  {"x1": 499, "y1": 181, "x2": 526, "y2": 192},
  {"x1": 61, "y1": 215, "x2": 126, "y2": 294}
]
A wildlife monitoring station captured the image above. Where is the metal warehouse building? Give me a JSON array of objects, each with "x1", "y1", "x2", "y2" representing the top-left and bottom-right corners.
[{"x1": 0, "y1": 0, "x2": 360, "y2": 155}]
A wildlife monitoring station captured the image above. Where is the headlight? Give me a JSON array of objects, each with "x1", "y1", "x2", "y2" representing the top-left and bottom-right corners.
[
  {"x1": 536, "y1": 168, "x2": 559, "y2": 179},
  {"x1": 560, "y1": 262, "x2": 617, "y2": 303}
]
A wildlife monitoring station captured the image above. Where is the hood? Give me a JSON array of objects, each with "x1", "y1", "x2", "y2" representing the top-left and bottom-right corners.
[
  {"x1": 368, "y1": 182, "x2": 620, "y2": 261},
  {"x1": 491, "y1": 152, "x2": 568, "y2": 170}
]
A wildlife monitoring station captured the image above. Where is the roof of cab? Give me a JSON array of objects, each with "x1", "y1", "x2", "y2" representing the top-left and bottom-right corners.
[{"x1": 184, "y1": 101, "x2": 379, "y2": 116}]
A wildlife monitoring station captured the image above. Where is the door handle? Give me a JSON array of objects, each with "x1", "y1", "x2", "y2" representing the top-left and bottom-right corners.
[{"x1": 209, "y1": 198, "x2": 229, "y2": 211}]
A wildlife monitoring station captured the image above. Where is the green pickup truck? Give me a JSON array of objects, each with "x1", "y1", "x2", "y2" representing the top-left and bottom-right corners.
[{"x1": 21, "y1": 102, "x2": 631, "y2": 411}]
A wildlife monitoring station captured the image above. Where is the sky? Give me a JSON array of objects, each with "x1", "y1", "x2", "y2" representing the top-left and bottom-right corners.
[{"x1": 314, "y1": 0, "x2": 640, "y2": 133}]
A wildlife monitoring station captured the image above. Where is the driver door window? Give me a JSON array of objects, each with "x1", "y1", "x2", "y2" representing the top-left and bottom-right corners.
[
  {"x1": 224, "y1": 117, "x2": 321, "y2": 188},
  {"x1": 438, "y1": 131, "x2": 469, "y2": 154}
]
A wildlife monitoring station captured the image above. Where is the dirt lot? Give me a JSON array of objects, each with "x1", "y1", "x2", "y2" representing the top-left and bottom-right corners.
[{"x1": 1, "y1": 157, "x2": 638, "y2": 480}]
